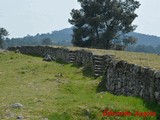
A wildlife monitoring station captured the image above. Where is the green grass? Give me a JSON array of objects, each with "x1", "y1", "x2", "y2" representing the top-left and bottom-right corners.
[{"x1": 0, "y1": 51, "x2": 160, "y2": 120}]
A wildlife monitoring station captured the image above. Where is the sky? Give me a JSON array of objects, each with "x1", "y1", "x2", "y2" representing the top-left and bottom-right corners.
[{"x1": 0, "y1": 0, "x2": 160, "y2": 38}]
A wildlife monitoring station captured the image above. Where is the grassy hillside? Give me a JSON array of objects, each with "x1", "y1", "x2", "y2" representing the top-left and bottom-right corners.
[{"x1": 0, "y1": 51, "x2": 160, "y2": 120}]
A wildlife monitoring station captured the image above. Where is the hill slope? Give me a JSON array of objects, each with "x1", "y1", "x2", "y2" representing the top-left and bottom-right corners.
[
  {"x1": 128, "y1": 32, "x2": 160, "y2": 47},
  {"x1": 6, "y1": 28, "x2": 160, "y2": 48},
  {"x1": 6, "y1": 28, "x2": 72, "y2": 47}
]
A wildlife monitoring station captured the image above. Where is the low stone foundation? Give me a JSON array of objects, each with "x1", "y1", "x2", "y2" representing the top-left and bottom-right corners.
[{"x1": 8, "y1": 46, "x2": 160, "y2": 104}]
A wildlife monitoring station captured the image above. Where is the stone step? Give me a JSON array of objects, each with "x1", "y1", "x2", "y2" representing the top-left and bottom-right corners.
[
  {"x1": 69, "y1": 52, "x2": 76, "y2": 55},
  {"x1": 69, "y1": 58, "x2": 75, "y2": 60},
  {"x1": 94, "y1": 70, "x2": 103, "y2": 74},
  {"x1": 94, "y1": 65, "x2": 105, "y2": 68},
  {"x1": 94, "y1": 68, "x2": 104, "y2": 71},
  {"x1": 94, "y1": 73, "x2": 101, "y2": 77},
  {"x1": 68, "y1": 55, "x2": 76, "y2": 58},
  {"x1": 69, "y1": 57, "x2": 75, "y2": 58},
  {"x1": 69, "y1": 61, "x2": 74, "y2": 63},
  {"x1": 94, "y1": 62, "x2": 104, "y2": 65},
  {"x1": 94, "y1": 69, "x2": 103, "y2": 72},
  {"x1": 94, "y1": 57, "x2": 104, "y2": 60},
  {"x1": 94, "y1": 60, "x2": 103, "y2": 63},
  {"x1": 94, "y1": 67, "x2": 104, "y2": 70}
]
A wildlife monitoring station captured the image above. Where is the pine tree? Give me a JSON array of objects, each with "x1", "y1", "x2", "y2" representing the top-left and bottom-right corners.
[
  {"x1": 0, "y1": 28, "x2": 9, "y2": 48},
  {"x1": 69, "y1": 0, "x2": 140, "y2": 49}
]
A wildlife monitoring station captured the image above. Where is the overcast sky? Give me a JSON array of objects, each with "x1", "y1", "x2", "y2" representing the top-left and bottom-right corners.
[{"x1": 0, "y1": 0, "x2": 160, "y2": 38}]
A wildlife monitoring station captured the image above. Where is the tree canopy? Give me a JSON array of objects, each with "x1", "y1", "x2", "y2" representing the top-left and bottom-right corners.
[
  {"x1": 41, "y1": 38, "x2": 52, "y2": 45},
  {"x1": 0, "y1": 28, "x2": 9, "y2": 48},
  {"x1": 69, "y1": 0, "x2": 140, "y2": 49}
]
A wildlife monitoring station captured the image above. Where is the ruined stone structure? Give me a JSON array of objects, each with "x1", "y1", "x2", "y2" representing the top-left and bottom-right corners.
[{"x1": 8, "y1": 46, "x2": 160, "y2": 104}]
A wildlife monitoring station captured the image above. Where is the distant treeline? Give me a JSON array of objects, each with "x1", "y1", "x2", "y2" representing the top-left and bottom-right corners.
[
  {"x1": 5, "y1": 28, "x2": 72, "y2": 48},
  {"x1": 2, "y1": 27, "x2": 160, "y2": 54},
  {"x1": 126, "y1": 45, "x2": 160, "y2": 54}
]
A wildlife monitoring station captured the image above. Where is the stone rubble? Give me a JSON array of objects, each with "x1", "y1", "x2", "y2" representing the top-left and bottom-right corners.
[{"x1": 11, "y1": 103, "x2": 23, "y2": 109}]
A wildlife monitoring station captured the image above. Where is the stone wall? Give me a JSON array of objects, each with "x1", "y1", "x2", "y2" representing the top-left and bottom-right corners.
[
  {"x1": 8, "y1": 46, "x2": 160, "y2": 104},
  {"x1": 104, "y1": 59, "x2": 156, "y2": 100},
  {"x1": 74, "y1": 49, "x2": 93, "y2": 65}
]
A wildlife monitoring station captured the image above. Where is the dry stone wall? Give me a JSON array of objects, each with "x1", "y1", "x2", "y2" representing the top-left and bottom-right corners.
[
  {"x1": 104, "y1": 60, "x2": 155, "y2": 100},
  {"x1": 74, "y1": 50, "x2": 93, "y2": 66},
  {"x1": 8, "y1": 46, "x2": 160, "y2": 104}
]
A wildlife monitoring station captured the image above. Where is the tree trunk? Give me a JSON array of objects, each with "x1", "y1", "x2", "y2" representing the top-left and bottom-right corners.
[{"x1": 95, "y1": 28, "x2": 100, "y2": 45}]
